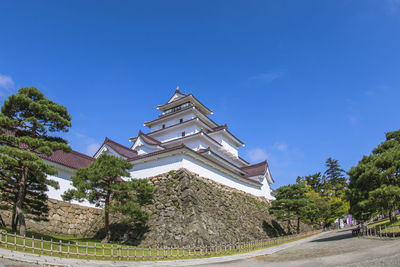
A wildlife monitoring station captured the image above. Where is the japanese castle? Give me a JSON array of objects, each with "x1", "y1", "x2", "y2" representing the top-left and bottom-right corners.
[{"x1": 45, "y1": 89, "x2": 274, "y2": 206}]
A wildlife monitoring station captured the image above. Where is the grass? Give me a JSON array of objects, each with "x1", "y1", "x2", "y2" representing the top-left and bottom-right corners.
[
  {"x1": 367, "y1": 214, "x2": 400, "y2": 233},
  {"x1": 0, "y1": 227, "x2": 320, "y2": 261}
]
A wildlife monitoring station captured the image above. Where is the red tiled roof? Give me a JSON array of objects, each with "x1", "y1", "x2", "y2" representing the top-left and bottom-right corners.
[
  {"x1": 1, "y1": 130, "x2": 94, "y2": 170},
  {"x1": 138, "y1": 131, "x2": 161, "y2": 145},
  {"x1": 241, "y1": 161, "x2": 267, "y2": 178},
  {"x1": 103, "y1": 137, "x2": 138, "y2": 158},
  {"x1": 130, "y1": 131, "x2": 162, "y2": 146},
  {"x1": 40, "y1": 150, "x2": 94, "y2": 170},
  {"x1": 212, "y1": 124, "x2": 227, "y2": 131}
]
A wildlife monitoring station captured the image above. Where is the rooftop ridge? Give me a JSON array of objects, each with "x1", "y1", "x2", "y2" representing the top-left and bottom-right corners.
[
  {"x1": 241, "y1": 160, "x2": 267, "y2": 169},
  {"x1": 68, "y1": 149, "x2": 96, "y2": 161},
  {"x1": 137, "y1": 131, "x2": 162, "y2": 145},
  {"x1": 105, "y1": 137, "x2": 135, "y2": 152}
]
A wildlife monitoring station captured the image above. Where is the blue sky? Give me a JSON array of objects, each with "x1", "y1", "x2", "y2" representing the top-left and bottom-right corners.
[{"x1": 1, "y1": 0, "x2": 400, "y2": 188}]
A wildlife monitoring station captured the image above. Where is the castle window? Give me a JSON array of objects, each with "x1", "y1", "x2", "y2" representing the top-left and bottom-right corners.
[
  {"x1": 180, "y1": 118, "x2": 183, "y2": 123},
  {"x1": 182, "y1": 131, "x2": 185, "y2": 137},
  {"x1": 162, "y1": 124, "x2": 165, "y2": 129}
]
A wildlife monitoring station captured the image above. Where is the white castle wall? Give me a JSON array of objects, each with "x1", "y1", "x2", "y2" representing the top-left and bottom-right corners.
[
  {"x1": 149, "y1": 112, "x2": 195, "y2": 131},
  {"x1": 210, "y1": 133, "x2": 239, "y2": 157},
  {"x1": 128, "y1": 153, "x2": 272, "y2": 199},
  {"x1": 154, "y1": 124, "x2": 200, "y2": 143}
]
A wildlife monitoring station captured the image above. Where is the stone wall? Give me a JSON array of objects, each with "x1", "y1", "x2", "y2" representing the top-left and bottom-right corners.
[
  {"x1": 0, "y1": 199, "x2": 104, "y2": 237},
  {"x1": 0, "y1": 169, "x2": 312, "y2": 246}
]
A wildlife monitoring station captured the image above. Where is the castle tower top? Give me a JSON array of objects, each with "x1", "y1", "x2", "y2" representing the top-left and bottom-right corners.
[{"x1": 157, "y1": 88, "x2": 213, "y2": 116}]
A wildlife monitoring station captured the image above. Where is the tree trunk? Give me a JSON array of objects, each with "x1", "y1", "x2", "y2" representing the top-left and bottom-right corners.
[
  {"x1": 0, "y1": 214, "x2": 6, "y2": 227},
  {"x1": 390, "y1": 208, "x2": 397, "y2": 222},
  {"x1": 287, "y1": 220, "x2": 291, "y2": 234},
  {"x1": 102, "y1": 192, "x2": 111, "y2": 243},
  {"x1": 14, "y1": 167, "x2": 28, "y2": 236},
  {"x1": 297, "y1": 218, "x2": 300, "y2": 234},
  {"x1": 11, "y1": 207, "x2": 17, "y2": 232}
]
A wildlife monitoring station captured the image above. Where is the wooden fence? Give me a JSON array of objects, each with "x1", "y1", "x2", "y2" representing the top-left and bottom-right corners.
[
  {"x1": 0, "y1": 230, "x2": 321, "y2": 261},
  {"x1": 356, "y1": 224, "x2": 400, "y2": 238}
]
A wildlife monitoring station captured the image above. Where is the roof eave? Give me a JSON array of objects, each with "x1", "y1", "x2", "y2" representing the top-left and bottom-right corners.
[{"x1": 157, "y1": 94, "x2": 213, "y2": 115}]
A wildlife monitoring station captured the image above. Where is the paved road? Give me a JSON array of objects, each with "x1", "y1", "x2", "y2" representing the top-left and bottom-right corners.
[
  {"x1": 1, "y1": 229, "x2": 399, "y2": 266},
  {"x1": 203, "y1": 229, "x2": 400, "y2": 267}
]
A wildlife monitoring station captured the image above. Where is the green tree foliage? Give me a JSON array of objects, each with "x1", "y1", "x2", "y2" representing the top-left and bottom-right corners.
[
  {"x1": 296, "y1": 172, "x2": 323, "y2": 193},
  {"x1": 270, "y1": 183, "x2": 310, "y2": 233},
  {"x1": 296, "y1": 158, "x2": 349, "y2": 227},
  {"x1": 323, "y1": 157, "x2": 347, "y2": 195},
  {"x1": 62, "y1": 154, "x2": 154, "y2": 243},
  {"x1": 0, "y1": 87, "x2": 71, "y2": 235},
  {"x1": 348, "y1": 130, "x2": 400, "y2": 222}
]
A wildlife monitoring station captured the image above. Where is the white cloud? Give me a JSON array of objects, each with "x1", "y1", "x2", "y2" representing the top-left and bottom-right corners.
[
  {"x1": 0, "y1": 74, "x2": 14, "y2": 94},
  {"x1": 247, "y1": 148, "x2": 270, "y2": 162},
  {"x1": 274, "y1": 142, "x2": 288, "y2": 152},
  {"x1": 69, "y1": 130, "x2": 101, "y2": 156},
  {"x1": 86, "y1": 143, "x2": 100, "y2": 156},
  {"x1": 249, "y1": 71, "x2": 284, "y2": 83}
]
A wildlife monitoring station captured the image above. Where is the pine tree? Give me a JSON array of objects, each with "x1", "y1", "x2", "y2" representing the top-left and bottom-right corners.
[
  {"x1": 0, "y1": 87, "x2": 71, "y2": 235},
  {"x1": 62, "y1": 154, "x2": 154, "y2": 243},
  {"x1": 323, "y1": 158, "x2": 347, "y2": 194},
  {"x1": 349, "y1": 130, "x2": 400, "y2": 222},
  {"x1": 270, "y1": 183, "x2": 310, "y2": 234}
]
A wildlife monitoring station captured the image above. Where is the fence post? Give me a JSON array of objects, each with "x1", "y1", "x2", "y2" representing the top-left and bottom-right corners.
[
  {"x1": 23, "y1": 234, "x2": 26, "y2": 252},
  {"x1": 68, "y1": 241, "x2": 70, "y2": 258},
  {"x1": 0, "y1": 231, "x2": 2, "y2": 246},
  {"x1": 86, "y1": 242, "x2": 88, "y2": 258},
  {"x1": 59, "y1": 240, "x2": 62, "y2": 256},
  {"x1": 14, "y1": 233, "x2": 16, "y2": 251},
  {"x1": 31, "y1": 235, "x2": 34, "y2": 253},
  {"x1": 393, "y1": 226, "x2": 395, "y2": 238},
  {"x1": 379, "y1": 225, "x2": 382, "y2": 238},
  {"x1": 94, "y1": 243, "x2": 96, "y2": 259},
  {"x1": 41, "y1": 237, "x2": 43, "y2": 255},
  {"x1": 102, "y1": 243, "x2": 104, "y2": 260}
]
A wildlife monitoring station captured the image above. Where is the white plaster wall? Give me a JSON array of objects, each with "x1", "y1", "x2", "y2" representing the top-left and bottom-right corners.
[
  {"x1": 155, "y1": 124, "x2": 201, "y2": 143},
  {"x1": 129, "y1": 154, "x2": 185, "y2": 179},
  {"x1": 211, "y1": 133, "x2": 239, "y2": 157},
  {"x1": 182, "y1": 139, "x2": 208, "y2": 151},
  {"x1": 208, "y1": 147, "x2": 243, "y2": 168},
  {"x1": 261, "y1": 178, "x2": 274, "y2": 200},
  {"x1": 150, "y1": 112, "x2": 196, "y2": 131},
  {"x1": 136, "y1": 145, "x2": 159, "y2": 155},
  {"x1": 128, "y1": 152, "x2": 271, "y2": 198},
  {"x1": 46, "y1": 175, "x2": 98, "y2": 208},
  {"x1": 180, "y1": 155, "x2": 266, "y2": 197}
]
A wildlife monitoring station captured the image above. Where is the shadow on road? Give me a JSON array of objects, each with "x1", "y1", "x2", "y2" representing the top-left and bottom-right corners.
[{"x1": 311, "y1": 231, "x2": 353, "y2": 242}]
